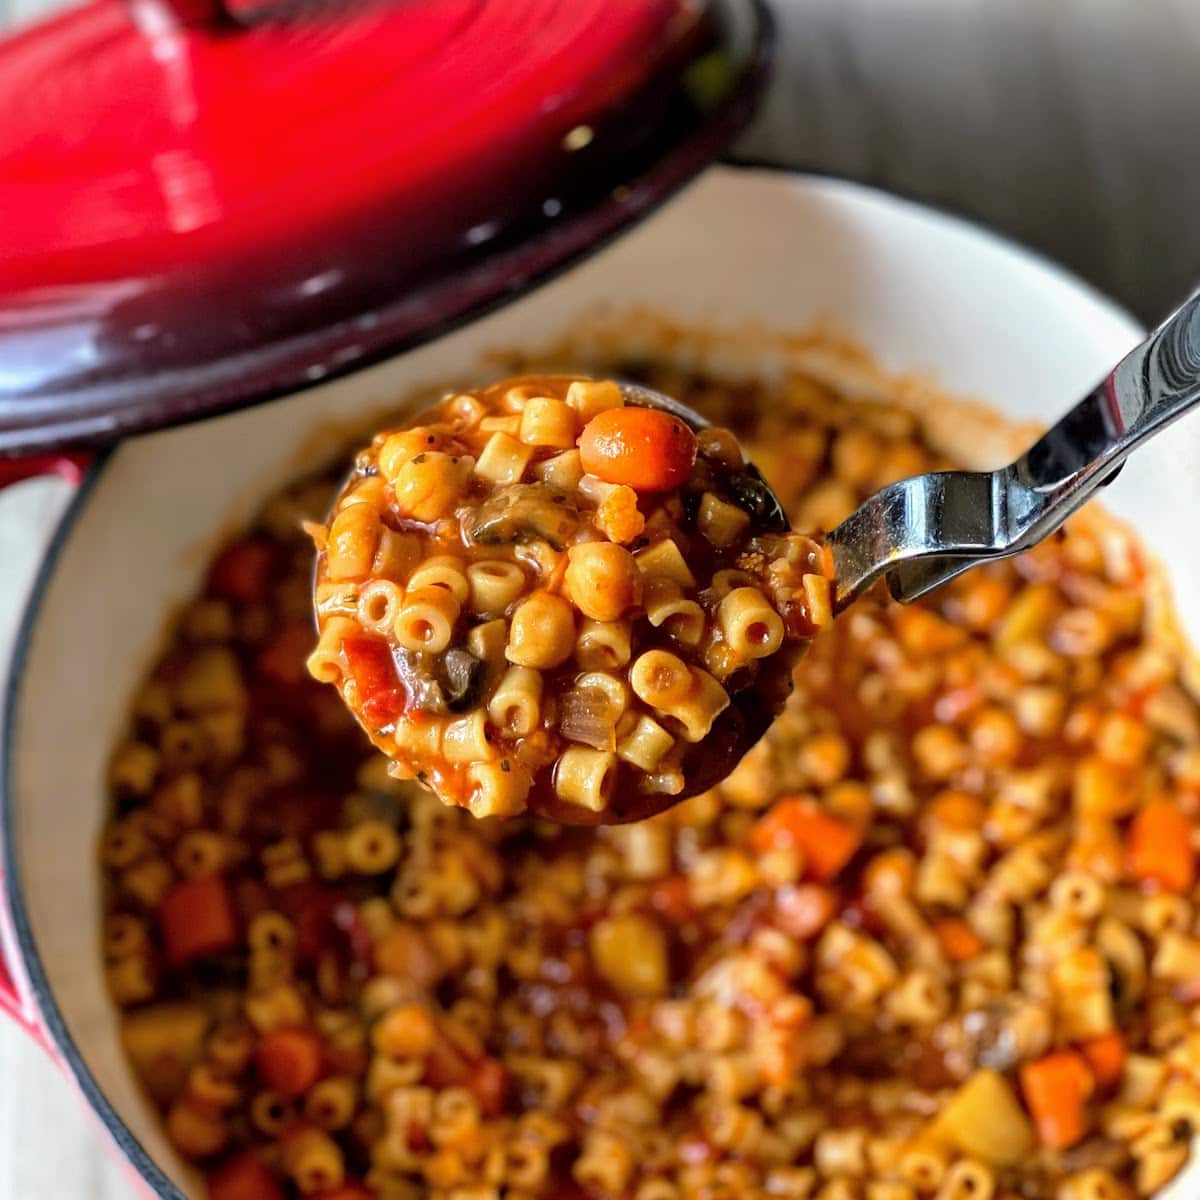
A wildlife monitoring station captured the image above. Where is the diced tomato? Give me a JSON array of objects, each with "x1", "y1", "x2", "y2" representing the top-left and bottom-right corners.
[
  {"x1": 208, "y1": 1153, "x2": 286, "y2": 1200},
  {"x1": 578, "y1": 406, "x2": 697, "y2": 492},
  {"x1": 468, "y1": 1057, "x2": 510, "y2": 1117},
  {"x1": 343, "y1": 636, "x2": 405, "y2": 725},
  {"x1": 159, "y1": 876, "x2": 238, "y2": 967},
  {"x1": 254, "y1": 1027, "x2": 324, "y2": 1099},
  {"x1": 423, "y1": 1031, "x2": 472, "y2": 1089},
  {"x1": 208, "y1": 540, "x2": 274, "y2": 604},
  {"x1": 257, "y1": 622, "x2": 314, "y2": 686},
  {"x1": 750, "y1": 796, "x2": 863, "y2": 882},
  {"x1": 291, "y1": 886, "x2": 372, "y2": 970}
]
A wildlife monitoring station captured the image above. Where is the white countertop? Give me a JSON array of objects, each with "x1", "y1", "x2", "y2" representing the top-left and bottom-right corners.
[{"x1": 0, "y1": 476, "x2": 135, "y2": 1198}]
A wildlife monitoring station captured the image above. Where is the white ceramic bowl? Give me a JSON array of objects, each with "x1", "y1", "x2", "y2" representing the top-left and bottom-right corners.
[{"x1": 5, "y1": 166, "x2": 1198, "y2": 1198}]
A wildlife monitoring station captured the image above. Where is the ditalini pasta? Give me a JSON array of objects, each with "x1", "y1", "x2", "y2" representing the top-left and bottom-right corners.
[
  {"x1": 308, "y1": 376, "x2": 832, "y2": 823},
  {"x1": 100, "y1": 350, "x2": 1200, "y2": 1200}
]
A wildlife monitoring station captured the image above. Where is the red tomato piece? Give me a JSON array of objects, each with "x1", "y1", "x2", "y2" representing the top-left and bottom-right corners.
[
  {"x1": 208, "y1": 1154, "x2": 286, "y2": 1200},
  {"x1": 254, "y1": 1027, "x2": 324, "y2": 1099},
  {"x1": 468, "y1": 1057, "x2": 510, "y2": 1117},
  {"x1": 159, "y1": 875, "x2": 238, "y2": 967},
  {"x1": 343, "y1": 635, "x2": 405, "y2": 725}
]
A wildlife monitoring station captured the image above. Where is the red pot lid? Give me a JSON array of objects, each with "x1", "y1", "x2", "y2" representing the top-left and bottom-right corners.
[{"x1": 0, "y1": 0, "x2": 769, "y2": 455}]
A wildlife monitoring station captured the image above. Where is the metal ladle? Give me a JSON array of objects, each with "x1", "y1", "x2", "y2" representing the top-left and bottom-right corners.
[{"x1": 633, "y1": 287, "x2": 1200, "y2": 611}]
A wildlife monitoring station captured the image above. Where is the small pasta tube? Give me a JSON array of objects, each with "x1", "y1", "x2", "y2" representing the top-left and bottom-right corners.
[
  {"x1": 407, "y1": 555, "x2": 470, "y2": 603},
  {"x1": 566, "y1": 378, "x2": 623, "y2": 422},
  {"x1": 357, "y1": 579, "x2": 404, "y2": 634},
  {"x1": 467, "y1": 760, "x2": 531, "y2": 818},
  {"x1": 519, "y1": 394, "x2": 578, "y2": 448},
  {"x1": 467, "y1": 618, "x2": 508, "y2": 665},
  {"x1": 666, "y1": 668, "x2": 730, "y2": 742},
  {"x1": 488, "y1": 667, "x2": 543, "y2": 736},
  {"x1": 555, "y1": 747, "x2": 619, "y2": 812},
  {"x1": 443, "y1": 709, "x2": 494, "y2": 764},
  {"x1": 393, "y1": 586, "x2": 460, "y2": 653},
  {"x1": 719, "y1": 587, "x2": 785, "y2": 659},
  {"x1": 344, "y1": 819, "x2": 402, "y2": 874},
  {"x1": 305, "y1": 1075, "x2": 358, "y2": 1131},
  {"x1": 474, "y1": 432, "x2": 534, "y2": 484},
  {"x1": 635, "y1": 538, "x2": 696, "y2": 588},
  {"x1": 466, "y1": 560, "x2": 527, "y2": 615},
  {"x1": 282, "y1": 1126, "x2": 345, "y2": 1194},
  {"x1": 325, "y1": 504, "x2": 381, "y2": 581},
  {"x1": 575, "y1": 618, "x2": 633, "y2": 670},
  {"x1": 644, "y1": 579, "x2": 705, "y2": 647},
  {"x1": 372, "y1": 527, "x2": 422, "y2": 580},
  {"x1": 307, "y1": 617, "x2": 356, "y2": 684},
  {"x1": 617, "y1": 715, "x2": 675, "y2": 772},
  {"x1": 936, "y1": 1160, "x2": 994, "y2": 1200},
  {"x1": 394, "y1": 715, "x2": 446, "y2": 759},
  {"x1": 480, "y1": 413, "x2": 522, "y2": 435},
  {"x1": 630, "y1": 650, "x2": 695, "y2": 708},
  {"x1": 314, "y1": 580, "x2": 359, "y2": 619}
]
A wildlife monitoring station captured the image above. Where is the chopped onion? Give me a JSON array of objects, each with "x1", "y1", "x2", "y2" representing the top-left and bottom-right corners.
[{"x1": 559, "y1": 687, "x2": 617, "y2": 750}]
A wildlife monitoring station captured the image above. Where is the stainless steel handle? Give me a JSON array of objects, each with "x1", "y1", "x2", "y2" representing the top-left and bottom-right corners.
[{"x1": 828, "y1": 288, "x2": 1200, "y2": 609}]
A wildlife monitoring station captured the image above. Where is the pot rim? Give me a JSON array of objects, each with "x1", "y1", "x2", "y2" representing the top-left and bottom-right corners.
[{"x1": 0, "y1": 166, "x2": 1142, "y2": 1200}]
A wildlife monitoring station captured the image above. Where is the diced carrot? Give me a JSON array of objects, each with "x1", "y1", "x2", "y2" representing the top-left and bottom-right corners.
[
  {"x1": 750, "y1": 796, "x2": 863, "y2": 882},
  {"x1": 254, "y1": 1027, "x2": 324, "y2": 1099},
  {"x1": 208, "y1": 540, "x2": 274, "y2": 604},
  {"x1": 468, "y1": 1056, "x2": 510, "y2": 1117},
  {"x1": 1079, "y1": 1032, "x2": 1127, "y2": 1091},
  {"x1": 1019, "y1": 1051, "x2": 1094, "y2": 1150},
  {"x1": 1128, "y1": 800, "x2": 1196, "y2": 893},
  {"x1": 578, "y1": 406, "x2": 697, "y2": 493},
  {"x1": 208, "y1": 1153, "x2": 286, "y2": 1200},
  {"x1": 343, "y1": 636, "x2": 405, "y2": 725},
  {"x1": 933, "y1": 918, "x2": 985, "y2": 964},
  {"x1": 159, "y1": 876, "x2": 238, "y2": 967},
  {"x1": 257, "y1": 622, "x2": 314, "y2": 686},
  {"x1": 774, "y1": 883, "x2": 837, "y2": 939}
]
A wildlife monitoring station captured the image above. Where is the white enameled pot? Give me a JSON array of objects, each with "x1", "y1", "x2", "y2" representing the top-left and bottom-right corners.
[{"x1": 4, "y1": 166, "x2": 1198, "y2": 1199}]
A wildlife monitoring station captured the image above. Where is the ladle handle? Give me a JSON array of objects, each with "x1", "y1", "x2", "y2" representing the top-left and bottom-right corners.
[{"x1": 829, "y1": 287, "x2": 1200, "y2": 607}]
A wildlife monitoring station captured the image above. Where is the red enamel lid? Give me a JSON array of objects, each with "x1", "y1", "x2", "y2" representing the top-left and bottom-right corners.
[{"x1": 0, "y1": 0, "x2": 769, "y2": 455}]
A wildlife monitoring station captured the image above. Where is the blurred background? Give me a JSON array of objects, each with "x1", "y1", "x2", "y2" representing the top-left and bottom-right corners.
[{"x1": 0, "y1": 0, "x2": 1197, "y2": 1194}]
